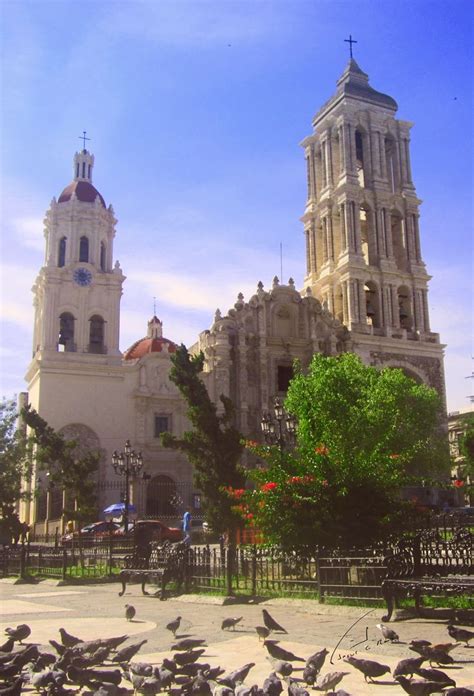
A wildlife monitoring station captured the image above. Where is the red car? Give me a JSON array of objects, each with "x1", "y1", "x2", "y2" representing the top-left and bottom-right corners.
[
  {"x1": 114, "y1": 519, "x2": 183, "y2": 542},
  {"x1": 62, "y1": 521, "x2": 119, "y2": 543}
]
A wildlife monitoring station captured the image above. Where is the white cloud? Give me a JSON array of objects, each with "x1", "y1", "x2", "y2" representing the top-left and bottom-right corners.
[{"x1": 10, "y1": 216, "x2": 45, "y2": 252}]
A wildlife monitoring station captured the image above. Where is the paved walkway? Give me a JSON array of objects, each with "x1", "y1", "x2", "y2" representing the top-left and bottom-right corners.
[{"x1": 1, "y1": 578, "x2": 473, "y2": 694}]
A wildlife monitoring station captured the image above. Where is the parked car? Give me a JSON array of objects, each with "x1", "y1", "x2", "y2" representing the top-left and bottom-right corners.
[
  {"x1": 62, "y1": 521, "x2": 119, "y2": 543},
  {"x1": 114, "y1": 519, "x2": 183, "y2": 543}
]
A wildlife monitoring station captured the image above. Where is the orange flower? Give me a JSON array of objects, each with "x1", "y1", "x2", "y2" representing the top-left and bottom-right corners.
[
  {"x1": 315, "y1": 444, "x2": 329, "y2": 455},
  {"x1": 322, "y1": 479, "x2": 329, "y2": 487},
  {"x1": 389, "y1": 454, "x2": 401, "y2": 459}
]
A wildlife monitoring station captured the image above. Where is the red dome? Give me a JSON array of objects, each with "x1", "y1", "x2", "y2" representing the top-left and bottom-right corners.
[
  {"x1": 58, "y1": 180, "x2": 105, "y2": 207},
  {"x1": 124, "y1": 336, "x2": 177, "y2": 360}
]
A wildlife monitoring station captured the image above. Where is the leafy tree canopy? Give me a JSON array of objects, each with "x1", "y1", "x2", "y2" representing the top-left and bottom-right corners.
[
  {"x1": 230, "y1": 353, "x2": 448, "y2": 548},
  {"x1": 0, "y1": 398, "x2": 32, "y2": 536},
  {"x1": 161, "y1": 345, "x2": 245, "y2": 535},
  {"x1": 22, "y1": 404, "x2": 100, "y2": 524}
]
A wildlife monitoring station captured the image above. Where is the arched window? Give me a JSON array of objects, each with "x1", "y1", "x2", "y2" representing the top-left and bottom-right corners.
[
  {"x1": 398, "y1": 286, "x2": 413, "y2": 331},
  {"x1": 89, "y1": 315, "x2": 105, "y2": 353},
  {"x1": 355, "y1": 129, "x2": 366, "y2": 188},
  {"x1": 384, "y1": 137, "x2": 398, "y2": 192},
  {"x1": 88, "y1": 164, "x2": 91, "y2": 178},
  {"x1": 79, "y1": 236, "x2": 89, "y2": 262},
  {"x1": 58, "y1": 312, "x2": 75, "y2": 352},
  {"x1": 58, "y1": 237, "x2": 66, "y2": 267},
  {"x1": 100, "y1": 242, "x2": 106, "y2": 271},
  {"x1": 391, "y1": 212, "x2": 408, "y2": 271},
  {"x1": 76, "y1": 163, "x2": 80, "y2": 178},
  {"x1": 365, "y1": 282, "x2": 381, "y2": 328},
  {"x1": 82, "y1": 162, "x2": 86, "y2": 178}
]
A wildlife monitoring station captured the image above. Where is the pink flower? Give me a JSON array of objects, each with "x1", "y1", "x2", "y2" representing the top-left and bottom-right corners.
[
  {"x1": 322, "y1": 479, "x2": 329, "y2": 487},
  {"x1": 453, "y1": 479, "x2": 464, "y2": 488}
]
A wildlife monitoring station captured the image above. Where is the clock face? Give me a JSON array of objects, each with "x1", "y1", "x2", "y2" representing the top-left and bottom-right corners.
[{"x1": 73, "y1": 267, "x2": 92, "y2": 286}]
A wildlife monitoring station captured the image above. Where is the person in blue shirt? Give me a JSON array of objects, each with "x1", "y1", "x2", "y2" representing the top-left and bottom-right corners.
[{"x1": 182, "y1": 507, "x2": 191, "y2": 545}]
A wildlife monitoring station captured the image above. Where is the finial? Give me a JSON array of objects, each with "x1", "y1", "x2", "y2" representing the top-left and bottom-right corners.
[
  {"x1": 306, "y1": 286, "x2": 312, "y2": 296},
  {"x1": 79, "y1": 130, "x2": 91, "y2": 151},
  {"x1": 214, "y1": 308, "x2": 222, "y2": 322},
  {"x1": 257, "y1": 281, "x2": 264, "y2": 290},
  {"x1": 237, "y1": 292, "x2": 244, "y2": 301},
  {"x1": 344, "y1": 34, "x2": 357, "y2": 59},
  {"x1": 288, "y1": 277, "x2": 295, "y2": 287},
  {"x1": 272, "y1": 276, "x2": 280, "y2": 287},
  {"x1": 153, "y1": 296, "x2": 157, "y2": 316}
]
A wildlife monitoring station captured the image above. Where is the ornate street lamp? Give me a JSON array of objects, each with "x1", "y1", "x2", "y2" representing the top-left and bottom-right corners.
[
  {"x1": 260, "y1": 397, "x2": 297, "y2": 454},
  {"x1": 111, "y1": 440, "x2": 143, "y2": 533}
]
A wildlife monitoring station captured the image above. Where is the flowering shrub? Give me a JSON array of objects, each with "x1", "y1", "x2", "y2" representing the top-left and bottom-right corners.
[{"x1": 233, "y1": 354, "x2": 448, "y2": 548}]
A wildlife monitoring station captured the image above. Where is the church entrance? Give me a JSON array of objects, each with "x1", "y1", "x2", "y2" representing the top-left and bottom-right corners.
[{"x1": 145, "y1": 475, "x2": 178, "y2": 517}]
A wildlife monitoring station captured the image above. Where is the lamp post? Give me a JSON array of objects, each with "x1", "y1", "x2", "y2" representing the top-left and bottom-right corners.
[
  {"x1": 111, "y1": 440, "x2": 143, "y2": 533},
  {"x1": 260, "y1": 396, "x2": 297, "y2": 456}
]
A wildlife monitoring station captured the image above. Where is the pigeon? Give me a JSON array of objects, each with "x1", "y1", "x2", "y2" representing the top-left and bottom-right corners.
[
  {"x1": 112, "y1": 639, "x2": 148, "y2": 664},
  {"x1": 172, "y1": 638, "x2": 207, "y2": 651},
  {"x1": 343, "y1": 656, "x2": 390, "y2": 682},
  {"x1": 213, "y1": 688, "x2": 235, "y2": 696},
  {"x1": 0, "y1": 677, "x2": 24, "y2": 696},
  {"x1": 234, "y1": 686, "x2": 259, "y2": 696},
  {"x1": 220, "y1": 662, "x2": 255, "y2": 688},
  {"x1": 306, "y1": 648, "x2": 328, "y2": 674},
  {"x1": 410, "y1": 639, "x2": 432, "y2": 651},
  {"x1": 314, "y1": 671, "x2": 349, "y2": 693},
  {"x1": 174, "y1": 648, "x2": 206, "y2": 666},
  {"x1": 393, "y1": 656, "x2": 425, "y2": 678},
  {"x1": 375, "y1": 623, "x2": 399, "y2": 642},
  {"x1": 264, "y1": 640, "x2": 304, "y2": 662},
  {"x1": 256, "y1": 626, "x2": 271, "y2": 641},
  {"x1": 447, "y1": 624, "x2": 474, "y2": 646},
  {"x1": 444, "y1": 689, "x2": 474, "y2": 696},
  {"x1": 410, "y1": 645, "x2": 454, "y2": 666},
  {"x1": 166, "y1": 617, "x2": 182, "y2": 637},
  {"x1": 396, "y1": 675, "x2": 452, "y2": 696},
  {"x1": 303, "y1": 663, "x2": 318, "y2": 685},
  {"x1": 4, "y1": 624, "x2": 31, "y2": 644},
  {"x1": 99, "y1": 634, "x2": 129, "y2": 651},
  {"x1": 262, "y1": 672, "x2": 283, "y2": 696},
  {"x1": 130, "y1": 662, "x2": 153, "y2": 676},
  {"x1": 262, "y1": 610, "x2": 287, "y2": 634},
  {"x1": 266, "y1": 656, "x2": 292, "y2": 677},
  {"x1": 414, "y1": 666, "x2": 456, "y2": 686},
  {"x1": 221, "y1": 617, "x2": 243, "y2": 631},
  {"x1": 431, "y1": 642, "x2": 460, "y2": 653},
  {"x1": 287, "y1": 680, "x2": 310, "y2": 696},
  {"x1": 125, "y1": 604, "x2": 136, "y2": 622},
  {"x1": 59, "y1": 627, "x2": 82, "y2": 647},
  {"x1": 178, "y1": 662, "x2": 211, "y2": 677}
]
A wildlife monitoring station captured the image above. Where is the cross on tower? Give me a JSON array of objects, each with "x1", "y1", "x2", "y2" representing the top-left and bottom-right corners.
[
  {"x1": 79, "y1": 130, "x2": 91, "y2": 150},
  {"x1": 344, "y1": 34, "x2": 358, "y2": 59}
]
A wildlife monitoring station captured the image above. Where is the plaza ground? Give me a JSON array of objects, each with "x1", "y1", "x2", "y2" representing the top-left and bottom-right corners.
[{"x1": 1, "y1": 578, "x2": 473, "y2": 694}]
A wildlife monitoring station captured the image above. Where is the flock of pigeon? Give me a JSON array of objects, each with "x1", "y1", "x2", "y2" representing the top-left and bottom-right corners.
[{"x1": 0, "y1": 607, "x2": 473, "y2": 696}]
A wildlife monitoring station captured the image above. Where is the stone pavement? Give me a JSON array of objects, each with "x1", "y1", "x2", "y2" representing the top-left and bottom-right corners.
[{"x1": 1, "y1": 578, "x2": 473, "y2": 694}]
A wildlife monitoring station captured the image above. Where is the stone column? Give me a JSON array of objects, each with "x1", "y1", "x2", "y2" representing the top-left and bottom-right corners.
[
  {"x1": 326, "y1": 131, "x2": 334, "y2": 187},
  {"x1": 371, "y1": 129, "x2": 381, "y2": 178},
  {"x1": 383, "y1": 208, "x2": 394, "y2": 259},
  {"x1": 413, "y1": 214, "x2": 422, "y2": 261},
  {"x1": 322, "y1": 217, "x2": 328, "y2": 263},
  {"x1": 353, "y1": 203, "x2": 362, "y2": 254},
  {"x1": 305, "y1": 229, "x2": 311, "y2": 274},
  {"x1": 340, "y1": 203, "x2": 347, "y2": 251},
  {"x1": 358, "y1": 279, "x2": 366, "y2": 323},
  {"x1": 422, "y1": 290, "x2": 431, "y2": 332},
  {"x1": 342, "y1": 281, "x2": 349, "y2": 324},
  {"x1": 327, "y1": 211, "x2": 334, "y2": 261},
  {"x1": 391, "y1": 285, "x2": 400, "y2": 328}
]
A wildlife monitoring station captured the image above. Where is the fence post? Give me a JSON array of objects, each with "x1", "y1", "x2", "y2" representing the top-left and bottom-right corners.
[
  {"x1": 184, "y1": 547, "x2": 191, "y2": 593},
  {"x1": 20, "y1": 545, "x2": 26, "y2": 580},
  {"x1": 226, "y1": 544, "x2": 234, "y2": 596},
  {"x1": 251, "y1": 545, "x2": 257, "y2": 596},
  {"x1": 108, "y1": 533, "x2": 113, "y2": 576},
  {"x1": 38, "y1": 547, "x2": 42, "y2": 575},
  {"x1": 62, "y1": 549, "x2": 67, "y2": 581}
]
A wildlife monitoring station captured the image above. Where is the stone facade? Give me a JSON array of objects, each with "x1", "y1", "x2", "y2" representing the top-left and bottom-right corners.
[{"x1": 21, "y1": 59, "x2": 447, "y2": 531}]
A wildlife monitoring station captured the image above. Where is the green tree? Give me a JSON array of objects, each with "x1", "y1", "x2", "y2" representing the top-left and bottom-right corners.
[
  {"x1": 21, "y1": 405, "x2": 100, "y2": 527},
  {"x1": 231, "y1": 353, "x2": 448, "y2": 548},
  {"x1": 458, "y1": 414, "x2": 474, "y2": 477},
  {"x1": 0, "y1": 398, "x2": 32, "y2": 541},
  {"x1": 161, "y1": 345, "x2": 245, "y2": 537}
]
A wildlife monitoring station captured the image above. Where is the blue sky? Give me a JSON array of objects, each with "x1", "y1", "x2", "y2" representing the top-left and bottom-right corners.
[{"x1": 1, "y1": 0, "x2": 472, "y2": 412}]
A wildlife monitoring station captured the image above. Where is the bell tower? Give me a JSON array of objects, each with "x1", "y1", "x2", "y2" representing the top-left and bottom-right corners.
[
  {"x1": 29, "y1": 148, "x2": 124, "y2": 362},
  {"x1": 300, "y1": 58, "x2": 446, "y2": 396}
]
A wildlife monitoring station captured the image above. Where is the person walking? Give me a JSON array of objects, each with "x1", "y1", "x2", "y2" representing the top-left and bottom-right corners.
[{"x1": 182, "y1": 507, "x2": 191, "y2": 545}]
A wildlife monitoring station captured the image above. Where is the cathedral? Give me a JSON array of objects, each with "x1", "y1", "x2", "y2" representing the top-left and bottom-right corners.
[{"x1": 21, "y1": 59, "x2": 446, "y2": 534}]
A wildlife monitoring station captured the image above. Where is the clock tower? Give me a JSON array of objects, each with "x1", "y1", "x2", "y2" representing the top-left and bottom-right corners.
[{"x1": 28, "y1": 147, "x2": 124, "y2": 362}]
